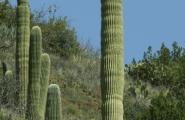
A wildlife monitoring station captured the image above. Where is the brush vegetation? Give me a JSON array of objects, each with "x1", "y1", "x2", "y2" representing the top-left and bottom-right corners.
[{"x1": 1, "y1": 1, "x2": 185, "y2": 120}]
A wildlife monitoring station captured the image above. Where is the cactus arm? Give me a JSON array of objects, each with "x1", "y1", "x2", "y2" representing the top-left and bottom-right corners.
[
  {"x1": 45, "y1": 84, "x2": 62, "y2": 120},
  {"x1": 26, "y1": 26, "x2": 42, "y2": 120},
  {"x1": 39, "y1": 53, "x2": 51, "y2": 120}
]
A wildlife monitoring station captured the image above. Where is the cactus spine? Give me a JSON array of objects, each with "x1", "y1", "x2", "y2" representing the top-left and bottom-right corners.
[
  {"x1": 101, "y1": 0, "x2": 124, "y2": 119},
  {"x1": 26, "y1": 26, "x2": 42, "y2": 120},
  {"x1": 45, "y1": 84, "x2": 62, "y2": 120},
  {"x1": 40, "y1": 53, "x2": 51, "y2": 120},
  {"x1": 16, "y1": 0, "x2": 30, "y2": 116}
]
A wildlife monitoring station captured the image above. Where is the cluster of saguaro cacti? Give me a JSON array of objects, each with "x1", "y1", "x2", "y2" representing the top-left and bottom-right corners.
[
  {"x1": 101, "y1": 0, "x2": 125, "y2": 120},
  {"x1": 15, "y1": 3, "x2": 61, "y2": 118},
  {"x1": 15, "y1": 0, "x2": 125, "y2": 119},
  {"x1": 15, "y1": 0, "x2": 61, "y2": 119},
  {"x1": 15, "y1": 0, "x2": 62, "y2": 118},
  {"x1": 17, "y1": 24, "x2": 61, "y2": 120},
  {"x1": 25, "y1": 25, "x2": 61, "y2": 120},
  {"x1": 16, "y1": 0, "x2": 30, "y2": 116}
]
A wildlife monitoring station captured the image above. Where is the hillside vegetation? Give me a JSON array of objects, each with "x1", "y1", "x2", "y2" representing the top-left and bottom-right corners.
[
  {"x1": 1, "y1": 1, "x2": 185, "y2": 120},
  {"x1": 0, "y1": 1, "x2": 101, "y2": 119}
]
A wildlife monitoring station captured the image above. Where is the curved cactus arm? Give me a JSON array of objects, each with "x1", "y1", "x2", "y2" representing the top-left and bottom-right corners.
[
  {"x1": 101, "y1": 0, "x2": 125, "y2": 119},
  {"x1": 45, "y1": 84, "x2": 62, "y2": 120},
  {"x1": 26, "y1": 26, "x2": 42, "y2": 120},
  {"x1": 39, "y1": 53, "x2": 51, "y2": 120}
]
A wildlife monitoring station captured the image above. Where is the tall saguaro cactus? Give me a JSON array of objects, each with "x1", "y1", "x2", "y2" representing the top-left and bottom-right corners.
[
  {"x1": 45, "y1": 84, "x2": 62, "y2": 120},
  {"x1": 40, "y1": 53, "x2": 51, "y2": 120},
  {"x1": 16, "y1": 0, "x2": 30, "y2": 116},
  {"x1": 26, "y1": 26, "x2": 42, "y2": 120},
  {"x1": 101, "y1": 0, "x2": 124, "y2": 119}
]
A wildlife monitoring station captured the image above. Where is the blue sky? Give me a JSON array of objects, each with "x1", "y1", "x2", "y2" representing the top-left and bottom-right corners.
[{"x1": 11, "y1": 0, "x2": 185, "y2": 63}]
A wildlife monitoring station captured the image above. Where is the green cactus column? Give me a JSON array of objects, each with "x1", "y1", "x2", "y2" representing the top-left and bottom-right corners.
[
  {"x1": 16, "y1": 0, "x2": 30, "y2": 115},
  {"x1": 45, "y1": 84, "x2": 62, "y2": 120},
  {"x1": 26, "y1": 26, "x2": 42, "y2": 120},
  {"x1": 101, "y1": 0, "x2": 125, "y2": 120},
  {"x1": 40, "y1": 53, "x2": 51, "y2": 120}
]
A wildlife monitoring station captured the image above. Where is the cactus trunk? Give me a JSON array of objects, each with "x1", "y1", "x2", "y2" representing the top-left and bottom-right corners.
[
  {"x1": 40, "y1": 53, "x2": 51, "y2": 120},
  {"x1": 101, "y1": 0, "x2": 125, "y2": 120},
  {"x1": 45, "y1": 84, "x2": 62, "y2": 120},
  {"x1": 26, "y1": 26, "x2": 42, "y2": 120},
  {"x1": 16, "y1": 0, "x2": 30, "y2": 116}
]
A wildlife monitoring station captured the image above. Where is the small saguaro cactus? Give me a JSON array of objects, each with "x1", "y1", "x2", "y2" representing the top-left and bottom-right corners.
[
  {"x1": 45, "y1": 84, "x2": 62, "y2": 120},
  {"x1": 16, "y1": 0, "x2": 30, "y2": 116},
  {"x1": 4, "y1": 70, "x2": 13, "y2": 81},
  {"x1": 40, "y1": 53, "x2": 51, "y2": 120},
  {"x1": 26, "y1": 26, "x2": 42, "y2": 120},
  {"x1": 101, "y1": 0, "x2": 125, "y2": 119},
  {"x1": 1, "y1": 70, "x2": 13, "y2": 105},
  {"x1": 4, "y1": 70, "x2": 14, "y2": 105}
]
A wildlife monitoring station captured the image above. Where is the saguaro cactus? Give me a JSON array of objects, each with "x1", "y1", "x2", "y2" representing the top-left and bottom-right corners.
[
  {"x1": 40, "y1": 53, "x2": 51, "y2": 120},
  {"x1": 16, "y1": 0, "x2": 30, "y2": 115},
  {"x1": 101, "y1": 0, "x2": 125, "y2": 120},
  {"x1": 1, "y1": 70, "x2": 13, "y2": 105},
  {"x1": 4, "y1": 70, "x2": 13, "y2": 81},
  {"x1": 4, "y1": 70, "x2": 14, "y2": 105},
  {"x1": 45, "y1": 84, "x2": 62, "y2": 120},
  {"x1": 26, "y1": 26, "x2": 42, "y2": 120}
]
